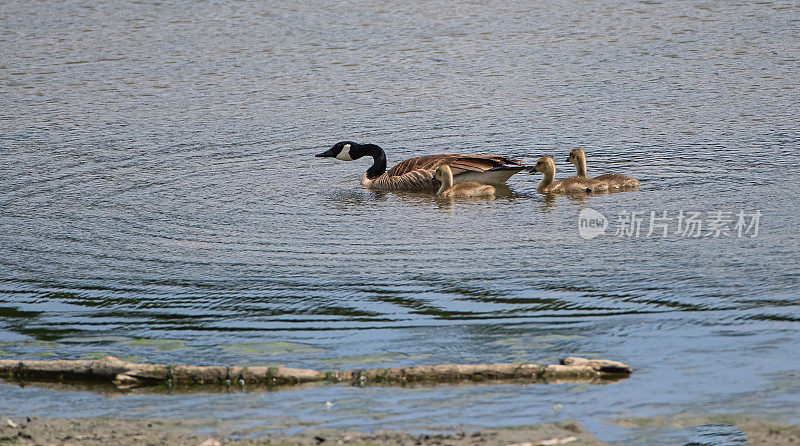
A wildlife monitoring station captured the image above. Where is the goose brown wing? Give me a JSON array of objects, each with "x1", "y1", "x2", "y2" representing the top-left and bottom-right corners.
[
  {"x1": 373, "y1": 154, "x2": 527, "y2": 191},
  {"x1": 385, "y1": 154, "x2": 525, "y2": 177},
  {"x1": 447, "y1": 155, "x2": 527, "y2": 176},
  {"x1": 384, "y1": 154, "x2": 460, "y2": 177}
]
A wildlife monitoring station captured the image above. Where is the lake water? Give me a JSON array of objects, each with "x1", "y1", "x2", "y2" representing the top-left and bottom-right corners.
[{"x1": 1, "y1": 0, "x2": 799, "y2": 443}]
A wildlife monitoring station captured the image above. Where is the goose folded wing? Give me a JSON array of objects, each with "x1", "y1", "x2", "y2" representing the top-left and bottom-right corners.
[
  {"x1": 447, "y1": 156, "x2": 527, "y2": 176},
  {"x1": 385, "y1": 154, "x2": 460, "y2": 177}
]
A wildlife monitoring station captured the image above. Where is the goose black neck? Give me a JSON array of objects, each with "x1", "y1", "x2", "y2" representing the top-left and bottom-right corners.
[{"x1": 355, "y1": 144, "x2": 387, "y2": 179}]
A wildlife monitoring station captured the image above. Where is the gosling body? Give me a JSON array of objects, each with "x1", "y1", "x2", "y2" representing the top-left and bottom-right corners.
[
  {"x1": 434, "y1": 165, "x2": 495, "y2": 198},
  {"x1": 534, "y1": 156, "x2": 609, "y2": 195},
  {"x1": 567, "y1": 148, "x2": 639, "y2": 189}
]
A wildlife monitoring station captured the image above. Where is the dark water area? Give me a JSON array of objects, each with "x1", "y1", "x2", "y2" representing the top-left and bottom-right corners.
[{"x1": 1, "y1": 0, "x2": 799, "y2": 443}]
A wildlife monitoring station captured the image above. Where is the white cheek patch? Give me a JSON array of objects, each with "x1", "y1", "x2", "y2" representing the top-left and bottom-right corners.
[{"x1": 335, "y1": 143, "x2": 353, "y2": 161}]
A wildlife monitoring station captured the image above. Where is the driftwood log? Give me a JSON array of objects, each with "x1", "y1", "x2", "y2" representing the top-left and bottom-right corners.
[{"x1": 0, "y1": 356, "x2": 631, "y2": 390}]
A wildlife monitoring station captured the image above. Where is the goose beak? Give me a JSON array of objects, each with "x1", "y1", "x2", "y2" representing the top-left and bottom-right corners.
[{"x1": 316, "y1": 148, "x2": 336, "y2": 158}]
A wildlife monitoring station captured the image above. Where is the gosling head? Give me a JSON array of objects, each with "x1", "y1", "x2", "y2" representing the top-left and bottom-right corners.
[
  {"x1": 567, "y1": 148, "x2": 585, "y2": 165},
  {"x1": 534, "y1": 156, "x2": 556, "y2": 175},
  {"x1": 434, "y1": 165, "x2": 452, "y2": 182},
  {"x1": 316, "y1": 141, "x2": 358, "y2": 161}
]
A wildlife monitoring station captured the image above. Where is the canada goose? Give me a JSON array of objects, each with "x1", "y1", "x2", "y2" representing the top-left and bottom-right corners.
[
  {"x1": 434, "y1": 165, "x2": 495, "y2": 198},
  {"x1": 567, "y1": 148, "x2": 639, "y2": 189},
  {"x1": 316, "y1": 141, "x2": 527, "y2": 191},
  {"x1": 533, "y1": 156, "x2": 609, "y2": 195}
]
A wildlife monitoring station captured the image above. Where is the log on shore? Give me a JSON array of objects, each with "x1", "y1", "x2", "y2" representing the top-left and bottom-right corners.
[{"x1": 0, "y1": 356, "x2": 631, "y2": 389}]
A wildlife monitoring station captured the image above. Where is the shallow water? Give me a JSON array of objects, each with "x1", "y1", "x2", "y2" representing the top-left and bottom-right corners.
[{"x1": 1, "y1": 0, "x2": 799, "y2": 443}]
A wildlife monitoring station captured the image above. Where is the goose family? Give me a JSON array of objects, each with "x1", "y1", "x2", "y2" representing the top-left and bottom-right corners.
[
  {"x1": 533, "y1": 156, "x2": 610, "y2": 195},
  {"x1": 567, "y1": 148, "x2": 639, "y2": 189},
  {"x1": 434, "y1": 165, "x2": 495, "y2": 198},
  {"x1": 316, "y1": 141, "x2": 639, "y2": 196},
  {"x1": 316, "y1": 141, "x2": 528, "y2": 192}
]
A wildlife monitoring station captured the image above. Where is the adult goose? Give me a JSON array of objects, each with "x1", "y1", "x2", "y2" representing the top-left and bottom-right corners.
[
  {"x1": 316, "y1": 141, "x2": 527, "y2": 191},
  {"x1": 533, "y1": 156, "x2": 609, "y2": 195},
  {"x1": 434, "y1": 165, "x2": 495, "y2": 198},
  {"x1": 567, "y1": 148, "x2": 639, "y2": 189}
]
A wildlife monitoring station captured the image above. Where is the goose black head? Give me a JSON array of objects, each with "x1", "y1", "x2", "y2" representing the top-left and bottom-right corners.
[{"x1": 316, "y1": 141, "x2": 359, "y2": 161}]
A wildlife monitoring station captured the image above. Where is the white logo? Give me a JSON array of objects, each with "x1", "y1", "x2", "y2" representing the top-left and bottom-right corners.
[{"x1": 578, "y1": 208, "x2": 608, "y2": 239}]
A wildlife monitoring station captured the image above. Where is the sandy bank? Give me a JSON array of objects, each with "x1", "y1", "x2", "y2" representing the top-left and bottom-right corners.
[{"x1": 0, "y1": 416, "x2": 602, "y2": 445}]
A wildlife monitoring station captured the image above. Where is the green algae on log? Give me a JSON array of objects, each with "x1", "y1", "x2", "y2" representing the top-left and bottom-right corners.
[{"x1": 0, "y1": 356, "x2": 631, "y2": 389}]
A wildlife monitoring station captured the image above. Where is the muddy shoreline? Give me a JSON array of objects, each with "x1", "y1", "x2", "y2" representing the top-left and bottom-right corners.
[
  {"x1": 0, "y1": 416, "x2": 603, "y2": 445},
  {"x1": 1, "y1": 414, "x2": 799, "y2": 445}
]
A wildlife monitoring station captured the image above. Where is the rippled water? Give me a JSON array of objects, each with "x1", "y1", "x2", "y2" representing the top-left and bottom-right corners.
[{"x1": 1, "y1": 0, "x2": 799, "y2": 443}]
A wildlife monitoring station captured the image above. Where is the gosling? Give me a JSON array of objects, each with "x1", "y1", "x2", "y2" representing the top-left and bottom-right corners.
[
  {"x1": 434, "y1": 165, "x2": 496, "y2": 198},
  {"x1": 567, "y1": 148, "x2": 639, "y2": 189},
  {"x1": 533, "y1": 156, "x2": 609, "y2": 195}
]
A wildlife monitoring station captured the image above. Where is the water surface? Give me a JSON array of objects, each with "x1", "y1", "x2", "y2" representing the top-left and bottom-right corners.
[{"x1": 1, "y1": 0, "x2": 799, "y2": 443}]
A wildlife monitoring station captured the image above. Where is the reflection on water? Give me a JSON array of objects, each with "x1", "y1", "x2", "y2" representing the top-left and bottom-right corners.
[
  {"x1": 1, "y1": 0, "x2": 800, "y2": 443},
  {"x1": 687, "y1": 424, "x2": 748, "y2": 446}
]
